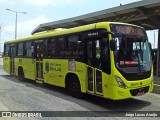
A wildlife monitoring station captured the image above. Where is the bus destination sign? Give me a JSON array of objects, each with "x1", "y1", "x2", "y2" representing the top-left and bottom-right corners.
[{"x1": 110, "y1": 24, "x2": 145, "y2": 36}]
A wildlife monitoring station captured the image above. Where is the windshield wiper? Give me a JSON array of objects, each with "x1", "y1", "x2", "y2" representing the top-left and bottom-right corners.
[
  {"x1": 137, "y1": 51, "x2": 143, "y2": 72},
  {"x1": 135, "y1": 41, "x2": 144, "y2": 72}
]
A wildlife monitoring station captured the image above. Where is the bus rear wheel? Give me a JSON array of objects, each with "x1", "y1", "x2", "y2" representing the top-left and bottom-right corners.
[
  {"x1": 18, "y1": 69, "x2": 25, "y2": 82},
  {"x1": 67, "y1": 76, "x2": 83, "y2": 98}
]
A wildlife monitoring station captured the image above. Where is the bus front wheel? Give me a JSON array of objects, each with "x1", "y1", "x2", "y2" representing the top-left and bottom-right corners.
[{"x1": 67, "y1": 75, "x2": 83, "y2": 98}]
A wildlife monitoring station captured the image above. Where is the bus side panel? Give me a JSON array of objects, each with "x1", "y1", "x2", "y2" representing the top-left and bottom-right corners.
[
  {"x1": 43, "y1": 59, "x2": 87, "y2": 93},
  {"x1": 43, "y1": 59, "x2": 68, "y2": 87},
  {"x1": 14, "y1": 58, "x2": 35, "y2": 80},
  {"x1": 101, "y1": 72, "x2": 111, "y2": 98},
  {"x1": 14, "y1": 58, "x2": 21, "y2": 76},
  {"x1": 23, "y1": 58, "x2": 35, "y2": 80},
  {"x1": 3, "y1": 57, "x2": 11, "y2": 74},
  {"x1": 75, "y1": 62, "x2": 87, "y2": 93}
]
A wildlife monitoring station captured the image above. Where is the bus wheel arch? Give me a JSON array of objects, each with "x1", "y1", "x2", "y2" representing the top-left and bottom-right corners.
[
  {"x1": 65, "y1": 73, "x2": 83, "y2": 98},
  {"x1": 18, "y1": 66, "x2": 25, "y2": 81}
]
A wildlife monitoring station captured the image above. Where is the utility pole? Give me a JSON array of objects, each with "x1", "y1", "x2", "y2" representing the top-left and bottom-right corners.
[{"x1": 6, "y1": 9, "x2": 26, "y2": 39}]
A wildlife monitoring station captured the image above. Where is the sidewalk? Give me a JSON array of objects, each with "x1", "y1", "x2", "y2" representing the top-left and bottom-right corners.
[
  {"x1": 154, "y1": 76, "x2": 160, "y2": 84},
  {"x1": 153, "y1": 76, "x2": 160, "y2": 94}
]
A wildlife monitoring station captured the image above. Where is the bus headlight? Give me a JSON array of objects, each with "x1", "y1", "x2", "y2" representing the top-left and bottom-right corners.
[{"x1": 115, "y1": 76, "x2": 127, "y2": 88}]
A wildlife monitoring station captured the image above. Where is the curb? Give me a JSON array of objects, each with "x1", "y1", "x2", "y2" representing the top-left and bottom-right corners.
[{"x1": 152, "y1": 84, "x2": 160, "y2": 94}]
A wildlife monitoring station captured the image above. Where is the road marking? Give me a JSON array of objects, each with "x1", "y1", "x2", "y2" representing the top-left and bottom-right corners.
[
  {"x1": 0, "y1": 101, "x2": 9, "y2": 111},
  {"x1": 0, "y1": 101, "x2": 20, "y2": 120}
]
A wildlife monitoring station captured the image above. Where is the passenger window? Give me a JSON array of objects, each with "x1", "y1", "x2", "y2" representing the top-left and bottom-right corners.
[
  {"x1": 67, "y1": 35, "x2": 83, "y2": 58},
  {"x1": 25, "y1": 41, "x2": 32, "y2": 57},
  {"x1": 48, "y1": 38, "x2": 56, "y2": 57},
  {"x1": 18, "y1": 42, "x2": 24, "y2": 56},
  {"x1": 4, "y1": 44, "x2": 10, "y2": 56},
  {"x1": 68, "y1": 35, "x2": 80, "y2": 51},
  {"x1": 58, "y1": 37, "x2": 64, "y2": 57}
]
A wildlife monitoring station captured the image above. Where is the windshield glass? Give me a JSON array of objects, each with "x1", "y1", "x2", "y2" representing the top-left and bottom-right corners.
[{"x1": 114, "y1": 36, "x2": 151, "y2": 73}]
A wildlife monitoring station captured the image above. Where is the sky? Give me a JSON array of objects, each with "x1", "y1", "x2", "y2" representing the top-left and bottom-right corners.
[{"x1": 0, "y1": 0, "x2": 158, "y2": 52}]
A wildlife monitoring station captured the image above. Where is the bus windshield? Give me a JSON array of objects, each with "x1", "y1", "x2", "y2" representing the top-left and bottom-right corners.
[{"x1": 114, "y1": 36, "x2": 151, "y2": 73}]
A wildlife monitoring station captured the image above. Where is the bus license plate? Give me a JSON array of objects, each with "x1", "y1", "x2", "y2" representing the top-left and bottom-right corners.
[{"x1": 137, "y1": 90, "x2": 144, "y2": 96}]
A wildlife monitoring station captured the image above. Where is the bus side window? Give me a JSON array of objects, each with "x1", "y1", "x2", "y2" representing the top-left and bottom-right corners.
[
  {"x1": 68, "y1": 35, "x2": 82, "y2": 58},
  {"x1": 102, "y1": 38, "x2": 110, "y2": 74},
  {"x1": 12, "y1": 44, "x2": 16, "y2": 57},
  {"x1": 4, "y1": 45, "x2": 7, "y2": 56},
  {"x1": 68, "y1": 35, "x2": 79, "y2": 51},
  {"x1": 17, "y1": 42, "x2": 24, "y2": 56},
  {"x1": 25, "y1": 41, "x2": 32, "y2": 57},
  {"x1": 31, "y1": 43, "x2": 34, "y2": 57},
  {"x1": 58, "y1": 37, "x2": 64, "y2": 58},
  {"x1": 4, "y1": 44, "x2": 10, "y2": 57},
  {"x1": 48, "y1": 38, "x2": 56, "y2": 57}
]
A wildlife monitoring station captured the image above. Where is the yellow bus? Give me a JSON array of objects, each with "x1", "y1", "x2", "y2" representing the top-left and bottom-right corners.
[{"x1": 3, "y1": 22, "x2": 153, "y2": 100}]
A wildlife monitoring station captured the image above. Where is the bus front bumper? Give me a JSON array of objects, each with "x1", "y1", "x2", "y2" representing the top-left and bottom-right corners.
[{"x1": 105, "y1": 82, "x2": 153, "y2": 100}]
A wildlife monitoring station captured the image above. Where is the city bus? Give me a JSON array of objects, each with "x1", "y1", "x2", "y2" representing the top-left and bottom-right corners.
[{"x1": 3, "y1": 22, "x2": 153, "y2": 100}]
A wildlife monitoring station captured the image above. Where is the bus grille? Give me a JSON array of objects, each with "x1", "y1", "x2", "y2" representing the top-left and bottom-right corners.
[{"x1": 130, "y1": 86, "x2": 149, "y2": 96}]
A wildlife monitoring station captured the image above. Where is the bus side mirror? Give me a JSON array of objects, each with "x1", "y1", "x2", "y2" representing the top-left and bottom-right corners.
[
  {"x1": 101, "y1": 31, "x2": 116, "y2": 51},
  {"x1": 110, "y1": 40, "x2": 116, "y2": 51}
]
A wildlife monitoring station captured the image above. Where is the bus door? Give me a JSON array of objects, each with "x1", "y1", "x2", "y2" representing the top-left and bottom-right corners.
[
  {"x1": 35, "y1": 41, "x2": 44, "y2": 82},
  {"x1": 87, "y1": 39, "x2": 103, "y2": 95},
  {"x1": 10, "y1": 44, "x2": 16, "y2": 75}
]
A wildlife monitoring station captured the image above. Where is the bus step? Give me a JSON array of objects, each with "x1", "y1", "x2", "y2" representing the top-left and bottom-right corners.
[{"x1": 36, "y1": 79, "x2": 44, "y2": 84}]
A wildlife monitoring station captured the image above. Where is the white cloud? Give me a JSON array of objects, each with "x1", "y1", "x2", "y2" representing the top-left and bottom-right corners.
[
  {"x1": 4, "y1": 15, "x2": 52, "y2": 38},
  {"x1": 0, "y1": 0, "x2": 7, "y2": 2},
  {"x1": 0, "y1": 0, "x2": 14, "y2": 4},
  {"x1": 25, "y1": 0, "x2": 55, "y2": 6},
  {"x1": 24, "y1": 0, "x2": 74, "y2": 6},
  {"x1": 0, "y1": 0, "x2": 9, "y2": 4},
  {"x1": 0, "y1": 0, "x2": 75, "y2": 6}
]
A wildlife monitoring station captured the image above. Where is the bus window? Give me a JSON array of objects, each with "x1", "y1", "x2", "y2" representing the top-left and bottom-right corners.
[
  {"x1": 101, "y1": 38, "x2": 110, "y2": 74},
  {"x1": 25, "y1": 41, "x2": 32, "y2": 57},
  {"x1": 17, "y1": 42, "x2": 24, "y2": 56},
  {"x1": 58, "y1": 37, "x2": 64, "y2": 58},
  {"x1": 68, "y1": 35, "x2": 79, "y2": 51},
  {"x1": 114, "y1": 37, "x2": 151, "y2": 72},
  {"x1": 48, "y1": 38, "x2": 56, "y2": 57},
  {"x1": 4, "y1": 44, "x2": 10, "y2": 57},
  {"x1": 11, "y1": 44, "x2": 16, "y2": 57},
  {"x1": 68, "y1": 35, "x2": 83, "y2": 58},
  {"x1": 95, "y1": 40, "x2": 101, "y2": 68}
]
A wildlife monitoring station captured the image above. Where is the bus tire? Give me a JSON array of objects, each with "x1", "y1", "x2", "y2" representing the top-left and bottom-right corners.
[
  {"x1": 18, "y1": 68, "x2": 25, "y2": 82},
  {"x1": 67, "y1": 75, "x2": 83, "y2": 98}
]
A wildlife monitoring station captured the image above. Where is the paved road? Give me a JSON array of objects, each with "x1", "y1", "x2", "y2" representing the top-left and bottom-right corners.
[{"x1": 0, "y1": 58, "x2": 160, "y2": 120}]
